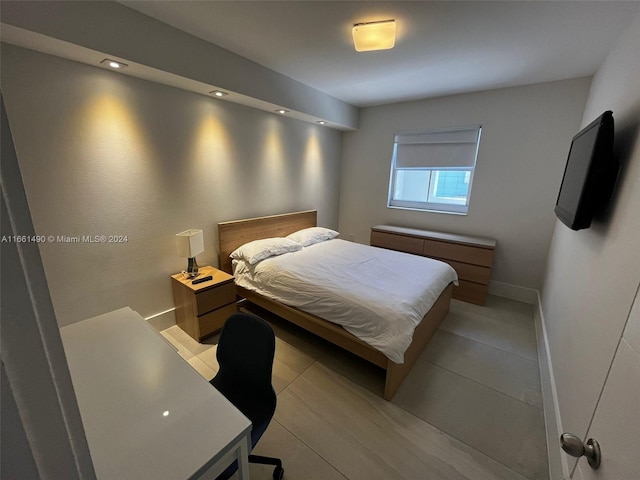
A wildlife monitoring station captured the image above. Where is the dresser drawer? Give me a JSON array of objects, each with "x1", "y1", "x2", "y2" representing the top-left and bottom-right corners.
[
  {"x1": 454, "y1": 280, "x2": 490, "y2": 305},
  {"x1": 195, "y1": 281, "x2": 236, "y2": 315},
  {"x1": 435, "y1": 258, "x2": 492, "y2": 285},
  {"x1": 371, "y1": 230, "x2": 424, "y2": 255},
  {"x1": 422, "y1": 239, "x2": 494, "y2": 267}
]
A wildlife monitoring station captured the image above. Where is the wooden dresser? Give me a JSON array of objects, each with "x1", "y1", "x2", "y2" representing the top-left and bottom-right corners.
[{"x1": 370, "y1": 225, "x2": 496, "y2": 305}]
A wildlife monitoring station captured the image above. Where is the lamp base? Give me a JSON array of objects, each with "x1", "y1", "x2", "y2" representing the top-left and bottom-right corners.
[{"x1": 185, "y1": 257, "x2": 199, "y2": 278}]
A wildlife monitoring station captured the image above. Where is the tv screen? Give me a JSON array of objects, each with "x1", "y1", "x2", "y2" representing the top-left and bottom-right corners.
[{"x1": 554, "y1": 111, "x2": 616, "y2": 231}]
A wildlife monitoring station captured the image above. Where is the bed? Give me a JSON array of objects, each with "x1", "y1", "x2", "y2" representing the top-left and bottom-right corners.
[{"x1": 218, "y1": 210, "x2": 456, "y2": 400}]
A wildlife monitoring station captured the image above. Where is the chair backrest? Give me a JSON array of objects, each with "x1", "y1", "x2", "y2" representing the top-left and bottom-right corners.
[{"x1": 210, "y1": 313, "x2": 277, "y2": 435}]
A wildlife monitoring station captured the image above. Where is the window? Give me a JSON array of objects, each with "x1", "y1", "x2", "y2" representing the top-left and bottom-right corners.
[{"x1": 388, "y1": 126, "x2": 481, "y2": 214}]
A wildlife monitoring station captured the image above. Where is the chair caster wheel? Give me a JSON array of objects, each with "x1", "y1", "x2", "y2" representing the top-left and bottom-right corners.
[{"x1": 273, "y1": 465, "x2": 284, "y2": 480}]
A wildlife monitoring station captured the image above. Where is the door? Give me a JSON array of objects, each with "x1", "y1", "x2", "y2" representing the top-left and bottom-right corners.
[{"x1": 571, "y1": 283, "x2": 640, "y2": 480}]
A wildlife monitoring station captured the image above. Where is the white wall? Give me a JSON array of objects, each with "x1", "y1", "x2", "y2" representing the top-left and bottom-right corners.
[
  {"x1": 541, "y1": 12, "x2": 640, "y2": 476},
  {"x1": 1, "y1": 44, "x2": 343, "y2": 326},
  {"x1": 338, "y1": 79, "x2": 591, "y2": 290}
]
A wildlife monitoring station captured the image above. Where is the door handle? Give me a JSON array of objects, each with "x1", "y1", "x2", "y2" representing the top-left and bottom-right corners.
[{"x1": 560, "y1": 433, "x2": 601, "y2": 469}]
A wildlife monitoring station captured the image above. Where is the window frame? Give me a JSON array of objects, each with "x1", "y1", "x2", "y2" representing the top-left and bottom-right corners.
[{"x1": 387, "y1": 126, "x2": 481, "y2": 215}]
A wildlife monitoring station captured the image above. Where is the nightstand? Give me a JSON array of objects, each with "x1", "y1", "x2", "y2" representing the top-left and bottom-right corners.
[{"x1": 171, "y1": 266, "x2": 237, "y2": 341}]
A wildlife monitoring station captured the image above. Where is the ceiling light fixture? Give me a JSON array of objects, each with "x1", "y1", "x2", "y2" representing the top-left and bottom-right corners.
[
  {"x1": 209, "y1": 90, "x2": 229, "y2": 97},
  {"x1": 352, "y1": 20, "x2": 396, "y2": 52},
  {"x1": 316, "y1": 120, "x2": 327, "y2": 125},
  {"x1": 100, "y1": 59, "x2": 128, "y2": 69},
  {"x1": 275, "y1": 109, "x2": 289, "y2": 115}
]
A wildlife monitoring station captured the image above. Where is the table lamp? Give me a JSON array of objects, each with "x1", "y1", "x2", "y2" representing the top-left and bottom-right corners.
[{"x1": 176, "y1": 229, "x2": 204, "y2": 278}]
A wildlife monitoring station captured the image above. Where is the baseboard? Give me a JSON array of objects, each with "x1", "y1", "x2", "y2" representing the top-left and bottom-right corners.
[
  {"x1": 145, "y1": 308, "x2": 176, "y2": 333},
  {"x1": 534, "y1": 291, "x2": 571, "y2": 480},
  {"x1": 488, "y1": 280, "x2": 538, "y2": 304}
]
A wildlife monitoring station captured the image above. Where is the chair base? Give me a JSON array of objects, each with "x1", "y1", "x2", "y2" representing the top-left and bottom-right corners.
[{"x1": 249, "y1": 454, "x2": 283, "y2": 479}]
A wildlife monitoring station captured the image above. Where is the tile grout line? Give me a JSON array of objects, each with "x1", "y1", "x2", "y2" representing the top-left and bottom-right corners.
[
  {"x1": 391, "y1": 383, "x2": 538, "y2": 480},
  {"x1": 429, "y1": 328, "x2": 543, "y2": 404},
  {"x1": 437, "y1": 328, "x2": 540, "y2": 368},
  {"x1": 271, "y1": 384, "x2": 351, "y2": 480},
  {"x1": 419, "y1": 354, "x2": 543, "y2": 410},
  {"x1": 439, "y1": 326, "x2": 539, "y2": 364},
  {"x1": 274, "y1": 357, "x2": 320, "y2": 396}
]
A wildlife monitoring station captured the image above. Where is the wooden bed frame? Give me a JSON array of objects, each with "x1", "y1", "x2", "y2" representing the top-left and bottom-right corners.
[{"x1": 218, "y1": 210, "x2": 453, "y2": 400}]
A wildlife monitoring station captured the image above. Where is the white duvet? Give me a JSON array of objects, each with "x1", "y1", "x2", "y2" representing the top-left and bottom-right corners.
[{"x1": 233, "y1": 239, "x2": 458, "y2": 364}]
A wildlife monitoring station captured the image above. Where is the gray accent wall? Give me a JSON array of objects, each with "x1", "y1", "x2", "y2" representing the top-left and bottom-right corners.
[
  {"x1": 338, "y1": 78, "x2": 591, "y2": 291},
  {"x1": 1, "y1": 44, "x2": 343, "y2": 326}
]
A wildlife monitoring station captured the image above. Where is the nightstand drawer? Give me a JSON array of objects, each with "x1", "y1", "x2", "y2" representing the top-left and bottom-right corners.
[
  {"x1": 198, "y1": 303, "x2": 238, "y2": 338},
  {"x1": 195, "y1": 282, "x2": 236, "y2": 315},
  {"x1": 171, "y1": 266, "x2": 236, "y2": 341}
]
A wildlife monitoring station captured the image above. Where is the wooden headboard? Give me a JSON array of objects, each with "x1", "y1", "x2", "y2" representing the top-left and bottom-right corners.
[{"x1": 218, "y1": 210, "x2": 317, "y2": 273}]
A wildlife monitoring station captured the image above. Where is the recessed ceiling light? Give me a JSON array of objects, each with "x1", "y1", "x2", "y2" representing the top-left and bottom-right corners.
[
  {"x1": 275, "y1": 109, "x2": 289, "y2": 115},
  {"x1": 316, "y1": 120, "x2": 327, "y2": 125},
  {"x1": 210, "y1": 90, "x2": 229, "y2": 97},
  {"x1": 352, "y1": 20, "x2": 396, "y2": 52},
  {"x1": 100, "y1": 59, "x2": 128, "y2": 69}
]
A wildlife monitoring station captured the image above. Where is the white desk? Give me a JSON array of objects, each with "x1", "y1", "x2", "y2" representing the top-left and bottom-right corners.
[{"x1": 60, "y1": 307, "x2": 251, "y2": 480}]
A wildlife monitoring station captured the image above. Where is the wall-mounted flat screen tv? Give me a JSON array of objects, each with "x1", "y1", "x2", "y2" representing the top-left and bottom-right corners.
[{"x1": 554, "y1": 110, "x2": 617, "y2": 231}]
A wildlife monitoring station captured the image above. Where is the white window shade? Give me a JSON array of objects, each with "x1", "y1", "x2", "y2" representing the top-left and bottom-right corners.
[{"x1": 394, "y1": 127, "x2": 480, "y2": 169}]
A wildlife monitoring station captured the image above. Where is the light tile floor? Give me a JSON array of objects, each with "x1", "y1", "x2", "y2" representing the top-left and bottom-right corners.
[{"x1": 160, "y1": 296, "x2": 548, "y2": 480}]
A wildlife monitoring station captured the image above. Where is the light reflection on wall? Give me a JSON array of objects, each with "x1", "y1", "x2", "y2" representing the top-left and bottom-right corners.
[
  {"x1": 302, "y1": 128, "x2": 324, "y2": 196},
  {"x1": 188, "y1": 103, "x2": 236, "y2": 190},
  {"x1": 75, "y1": 88, "x2": 155, "y2": 206},
  {"x1": 258, "y1": 118, "x2": 290, "y2": 204}
]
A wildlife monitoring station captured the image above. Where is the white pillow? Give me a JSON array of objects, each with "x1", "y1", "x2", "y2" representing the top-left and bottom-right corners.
[
  {"x1": 286, "y1": 227, "x2": 339, "y2": 247},
  {"x1": 229, "y1": 237, "x2": 302, "y2": 265}
]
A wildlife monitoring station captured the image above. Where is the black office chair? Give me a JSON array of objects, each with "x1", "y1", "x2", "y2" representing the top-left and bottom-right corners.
[{"x1": 210, "y1": 313, "x2": 284, "y2": 480}]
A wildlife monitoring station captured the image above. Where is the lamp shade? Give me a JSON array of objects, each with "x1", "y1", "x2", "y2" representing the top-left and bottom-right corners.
[
  {"x1": 352, "y1": 20, "x2": 396, "y2": 52},
  {"x1": 176, "y1": 229, "x2": 204, "y2": 258}
]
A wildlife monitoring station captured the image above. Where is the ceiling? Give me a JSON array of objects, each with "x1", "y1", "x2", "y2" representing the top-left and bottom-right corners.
[{"x1": 119, "y1": 1, "x2": 640, "y2": 108}]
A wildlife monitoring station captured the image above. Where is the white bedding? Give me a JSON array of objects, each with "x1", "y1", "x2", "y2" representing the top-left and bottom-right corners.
[{"x1": 233, "y1": 239, "x2": 458, "y2": 363}]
